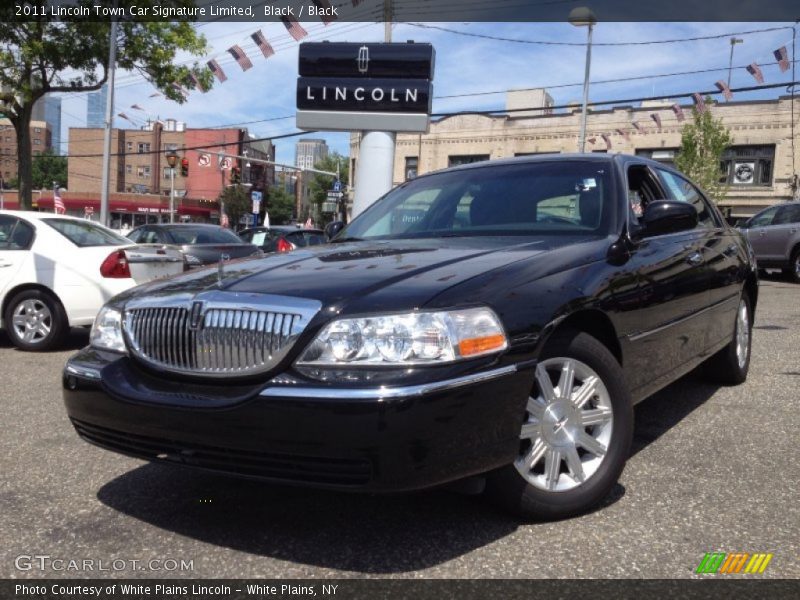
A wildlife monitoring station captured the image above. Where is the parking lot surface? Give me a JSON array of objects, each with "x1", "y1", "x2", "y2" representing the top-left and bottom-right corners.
[{"x1": 1, "y1": 278, "x2": 798, "y2": 579}]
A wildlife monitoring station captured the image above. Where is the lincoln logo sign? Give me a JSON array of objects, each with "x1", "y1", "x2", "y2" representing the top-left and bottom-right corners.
[{"x1": 296, "y1": 42, "x2": 435, "y2": 133}]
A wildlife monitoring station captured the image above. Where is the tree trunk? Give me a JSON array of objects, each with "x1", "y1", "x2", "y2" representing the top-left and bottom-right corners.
[{"x1": 12, "y1": 103, "x2": 34, "y2": 210}]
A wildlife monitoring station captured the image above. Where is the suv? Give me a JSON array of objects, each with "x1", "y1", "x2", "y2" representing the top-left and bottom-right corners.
[{"x1": 739, "y1": 203, "x2": 800, "y2": 283}]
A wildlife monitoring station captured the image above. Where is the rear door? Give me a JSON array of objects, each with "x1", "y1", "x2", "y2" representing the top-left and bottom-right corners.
[
  {"x1": 763, "y1": 204, "x2": 800, "y2": 263},
  {"x1": 0, "y1": 215, "x2": 34, "y2": 300},
  {"x1": 742, "y1": 206, "x2": 780, "y2": 262}
]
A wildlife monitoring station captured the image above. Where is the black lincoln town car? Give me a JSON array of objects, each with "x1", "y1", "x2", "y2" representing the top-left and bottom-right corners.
[{"x1": 63, "y1": 154, "x2": 757, "y2": 519}]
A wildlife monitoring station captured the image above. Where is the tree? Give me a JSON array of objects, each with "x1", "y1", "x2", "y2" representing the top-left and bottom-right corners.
[
  {"x1": 674, "y1": 98, "x2": 732, "y2": 203},
  {"x1": 266, "y1": 187, "x2": 296, "y2": 225},
  {"x1": 31, "y1": 149, "x2": 67, "y2": 190},
  {"x1": 217, "y1": 184, "x2": 250, "y2": 230},
  {"x1": 0, "y1": 2, "x2": 213, "y2": 209},
  {"x1": 308, "y1": 151, "x2": 349, "y2": 224}
]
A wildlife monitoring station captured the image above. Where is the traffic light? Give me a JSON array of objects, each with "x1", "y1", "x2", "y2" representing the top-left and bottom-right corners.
[
  {"x1": 180, "y1": 157, "x2": 189, "y2": 177},
  {"x1": 231, "y1": 165, "x2": 241, "y2": 184}
]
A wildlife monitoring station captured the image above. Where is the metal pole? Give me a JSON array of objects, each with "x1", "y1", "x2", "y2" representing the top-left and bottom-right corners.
[
  {"x1": 577, "y1": 23, "x2": 593, "y2": 153},
  {"x1": 99, "y1": 12, "x2": 118, "y2": 227},
  {"x1": 727, "y1": 41, "x2": 735, "y2": 88},
  {"x1": 0, "y1": 174, "x2": 4, "y2": 210},
  {"x1": 169, "y1": 167, "x2": 175, "y2": 223},
  {"x1": 384, "y1": 0, "x2": 392, "y2": 42}
]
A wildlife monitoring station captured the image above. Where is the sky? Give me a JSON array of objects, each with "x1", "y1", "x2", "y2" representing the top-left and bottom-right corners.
[{"x1": 54, "y1": 20, "x2": 797, "y2": 165}]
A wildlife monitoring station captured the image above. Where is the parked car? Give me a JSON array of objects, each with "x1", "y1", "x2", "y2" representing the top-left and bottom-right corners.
[
  {"x1": 64, "y1": 155, "x2": 757, "y2": 519},
  {"x1": 738, "y1": 202, "x2": 800, "y2": 283},
  {"x1": 238, "y1": 225, "x2": 327, "y2": 253},
  {"x1": 126, "y1": 223, "x2": 262, "y2": 267},
  {"x1": 0, "y1": 211, "x2": 184, "y2": 351}
]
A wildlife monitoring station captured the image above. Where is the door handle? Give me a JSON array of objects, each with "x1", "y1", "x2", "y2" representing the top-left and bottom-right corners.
[
  {"x1": 758, "y1": 231, "x2": 766, "y2": 236},
  {"x1": 686, "y1": 251, "x2": 703, "y2": 265},
  {"x1": 0, "y1": 262, "x2": 12, "y2": 268}
]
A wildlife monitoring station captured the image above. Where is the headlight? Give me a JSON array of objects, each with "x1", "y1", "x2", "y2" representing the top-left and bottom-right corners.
[
  {"x1": 90, "y1": 306, "x2": 126, "y2": 353},
  {"x1": 184, "y1": 254, "x2": 202, "y2": 266},
  {"x1": 296, "y1": 307, "x2": 507, "y2": 366}
]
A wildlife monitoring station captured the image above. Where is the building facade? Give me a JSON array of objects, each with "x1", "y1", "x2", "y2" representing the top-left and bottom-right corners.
[
  {"x1": 0, "y1": 118, "x2": 52, "y2": 186},
  {"x1": 86, "y1": 84, "x2": 108, "y2": 128},
  {"x1": 295, "y1": 138, "x2": 328, "y2": 170},
  {"x1": 349, "y1": 93, "x2": 800, "y2": 218},
  {"x1": 32, "y1": 94, "x2": 62, "y2": 155}
]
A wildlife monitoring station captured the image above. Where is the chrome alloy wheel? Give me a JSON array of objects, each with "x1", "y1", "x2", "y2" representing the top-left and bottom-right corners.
[
  {"x1": 515, "y1": 358, "x2": 614, "y2": 492},
  {"x1": 735, "y1": 299, "x2": 750, "y2": 369},
  {"x1": 794, "y1": 254, "x2": 800, "y2": 278},
  {"x1": 11, "y1": 299, "x2": 53, "y2": 344}
]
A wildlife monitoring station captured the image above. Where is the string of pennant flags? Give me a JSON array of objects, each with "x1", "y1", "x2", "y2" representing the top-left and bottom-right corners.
[{"x1": 585, "y1": 44, "x2": 792, "y2": 150}]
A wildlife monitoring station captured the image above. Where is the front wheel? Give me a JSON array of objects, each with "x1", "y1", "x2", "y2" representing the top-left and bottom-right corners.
[
  {"x1": 3, "y1": 290, "x2": 68, "y2": 351},
  {"x1": 486, "y1": 331, "x2": 633, "y2": 520}
]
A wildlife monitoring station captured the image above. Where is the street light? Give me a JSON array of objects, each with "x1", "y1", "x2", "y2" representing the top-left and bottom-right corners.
[
  {"x1": 165, "y1": 149, "x2": 178, "y2": 224},
  {"x1": 569, "y1": 6, "x2": 597, "y2": 153},
  {"x1": 727, "y1": 37, "x2": 744, "y2": 90}
]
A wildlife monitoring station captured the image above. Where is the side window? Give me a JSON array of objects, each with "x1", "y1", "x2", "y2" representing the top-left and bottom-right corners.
[
  {"x1": 656, "y1": 169, "x2": 718, "y2": 229},
  {"x1": 626, "y1": 165, "x2": 664, "y2": 220},
  {"x1": 746, "y1": 206, "x2": 779, "y2": 228},
  {"x1": 127, "y1": 229, "x2": 143, "y2": 243},
  {"x1": 0, "y1": 217, "x2": 34, "y2": 250},
  {"x1": 773, "y1": 204, "x2": 800, "y2": 225}
]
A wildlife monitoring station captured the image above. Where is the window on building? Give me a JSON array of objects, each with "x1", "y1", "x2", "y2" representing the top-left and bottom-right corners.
[
  {"x1": 137, "y1": 142, "x2": 151, "y2": 154},
  {"x1": 448, "y1": 155, "x2": 490, "y2": 168},
  {"x1": 163, "y1": 166, "x2": 172, "y2": 179},
  {"x1": 720, "y1": 145, "x2": 774, "y2": 186},
  {"x1": 125, "y1": 164, "x2": 132, "y2": 175},
  {"x1": 126, "y1": 141, "x2": 133, "y2": 152},
  {"x1": 137, "y1": 165, "x2": 151, "y2": 178},
  {"x1": 34, "y1": 127, "x2": 41, "y2": 133},
  {"x1": 33, "y1": 139, "x2": 40, "y2": 145},
  {"x1": 404, "y1": 156, "x2": 418, "y2": 181}
]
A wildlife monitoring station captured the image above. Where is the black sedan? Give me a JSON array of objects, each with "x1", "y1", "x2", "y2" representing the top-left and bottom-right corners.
[
  {"x1": 127, "y1": 223, "x2": 262, "y2": 267},
  {"x1": 64, "y1": 154, "x2": 757, "y2": 519},
  {"x1": 238, "y1": 225, "x2": 327, "y2": 253}
]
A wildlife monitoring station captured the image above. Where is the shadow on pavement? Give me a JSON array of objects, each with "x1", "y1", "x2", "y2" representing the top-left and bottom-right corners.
[{"x1": 0, "y1": 327, "x2": 89, "y2": 351}]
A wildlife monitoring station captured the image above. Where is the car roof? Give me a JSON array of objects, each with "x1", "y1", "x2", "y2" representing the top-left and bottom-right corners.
[
  {"x1": 138, "y1": 223, "x2": 224, "y2": 229},
  {"x1": 0, "y1": 210, "x2": 88, "y2": 222}
]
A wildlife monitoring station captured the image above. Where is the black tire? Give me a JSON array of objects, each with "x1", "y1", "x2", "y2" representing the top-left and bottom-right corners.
[
  {"x1": 3, "y1": 289, "x2": 68, "y2": 351},
  {"x1": 782, "y1": 248, "x2": 800, "y2": 284},
  {"x1": 486, "y1": 330, "x2": 633, "y2": 521},
  {"x1": 706, "y1": 294, "x2": 752, "y2": 385}
]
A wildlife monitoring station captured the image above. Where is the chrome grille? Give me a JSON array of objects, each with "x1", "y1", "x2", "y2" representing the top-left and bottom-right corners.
[{"x1": 123, "y1": 293, "x2": 320, "y2": 378}]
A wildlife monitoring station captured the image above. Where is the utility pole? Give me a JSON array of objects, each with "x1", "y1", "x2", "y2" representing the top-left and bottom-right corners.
[
  {"x1": 384, "y1": 0, "x2": 392, "y2": 42},
  {"x1": 727, "y1": 37, "x2": 744, "y2": 89},
  {"x1": 99, "y1": 8, "x2": 119, "y2": 227}
]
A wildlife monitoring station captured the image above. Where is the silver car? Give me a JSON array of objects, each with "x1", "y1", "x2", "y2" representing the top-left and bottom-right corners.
[{"x1": 740, "y1": 203, "x2": 800, "y2": 283}]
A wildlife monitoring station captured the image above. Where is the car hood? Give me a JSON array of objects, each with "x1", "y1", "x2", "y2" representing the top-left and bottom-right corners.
[{"x1": 114, "y1": 236, "x2": 608, "y2": 314}]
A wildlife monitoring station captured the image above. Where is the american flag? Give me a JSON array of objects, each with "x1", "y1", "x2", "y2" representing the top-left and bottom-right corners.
[
  {"x1": 671, "y1": 104, "x2": 685, "y2": 122},
  {"x1": 251, "y1": 30, "x2": 275, "y2": 58},
  {"x1": 774, "y1": 46, "x2": 790, "y2": 72},
  {"x1": 221, "y1": 213, "x2": 229, "y2": 228},
  {"x1": 228, "y1": 45, "x2": 253, "y2": 71},
  {"x1": 53, "y1": 190, "x2": 65, "y2": 214},
  {"x1": 311, "y1": 0, "x2": 337, "y2": 24},
  {"x1": 714, "y1": 80, "x2": 733, "y2": 101},
  {"x1": 130, "y1": 104, "x2": 144, "y2": 111},
  {"x1": 587, "y1": 137, "x2": 596, "y2": 144},
  {"x1": 207, "y1": 59, "x2": 227, "y2": 83},
  {"x1": 171, "y1": 82, "x2": 189, "y2": 100},
  {"x1": 305, "y1": 217, "x2": 314, "y2": 229},
  {"x1": 692, "y1": 93, "x2": 707, "y2": 114},
  {"x1": 601, "y1": 133, "x2": 612, "y2": 150},
  {"x1": 117, "y1": 112, "x2": 134, "y2": 124},
  {"x1": 189, "y1": 73, "x2": 207, "y2": 93},
  {"x1": 616, "y1": 128, "x2": 630, "y2": 141},
  {"x1": 746, "y1": 63, "x2": 764, "y2": 84},
  {"x1": 631, "y1": 121, "x2": 644, "y2": 132},
  {"x1": 650, "y1": 113, "x2": 662, "y2": 129},
  {"x1": 281, "y1": 15, "x2": 308, "y2": 41},
  {"x1": 148, "y1": 92, "x2": 161, "y2": 98}
]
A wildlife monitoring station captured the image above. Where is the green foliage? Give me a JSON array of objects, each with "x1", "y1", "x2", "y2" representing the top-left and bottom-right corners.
[
  {"x1": 32, "y1": 149, "x2": 68, "y2": 190},
  {"x1": 674, "y1": 99, "x2": 732, "y2": 203},
  {"x1": 267, "y1": 187, "x2": 296, "y2": 225},
  {"x1": 0, "y1": 2, "x2": 212, "y2": 208},
  {"x1": 217, "y1": 185, "x2": 250, "y2": 230},
  {"x1": 308, "y1": 151, "x2": 349, "y2": 222}
]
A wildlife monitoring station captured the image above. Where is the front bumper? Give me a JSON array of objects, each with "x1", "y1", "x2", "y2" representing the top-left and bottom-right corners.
[{"x1": 63, "y1": 349, "x2": 534, "y2": 492}]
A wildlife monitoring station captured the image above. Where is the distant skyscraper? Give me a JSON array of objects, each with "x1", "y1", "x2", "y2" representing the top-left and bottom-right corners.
[
  {"x1": 295, "y1": 138, "x2": 328, "y2": 170},
  {"x1": 31, "y1": 94, "x2": 62, "y2": 154},
  {"x1": 86, "y1": 83, "x2": 108, "y2": 128}
]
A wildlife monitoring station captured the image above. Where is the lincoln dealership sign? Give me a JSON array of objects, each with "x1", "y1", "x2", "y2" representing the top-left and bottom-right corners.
[{"x1": 296, "y1": 42, "x2": 435, "y2": 133}]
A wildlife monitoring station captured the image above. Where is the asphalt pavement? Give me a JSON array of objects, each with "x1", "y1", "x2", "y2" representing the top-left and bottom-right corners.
[{"x1": 1, "y1": 277, "x2": 798, "y2": 579}]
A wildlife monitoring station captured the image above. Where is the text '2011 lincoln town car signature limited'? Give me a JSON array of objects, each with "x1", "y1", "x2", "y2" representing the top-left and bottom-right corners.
[{"x1": 63, "y1": 155, "x2": 757, "y2": 519}]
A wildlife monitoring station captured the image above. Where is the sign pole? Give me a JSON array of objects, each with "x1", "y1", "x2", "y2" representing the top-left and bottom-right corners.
[{"x1": 353, "y1": 132, "x2": 395, "y2": 217}]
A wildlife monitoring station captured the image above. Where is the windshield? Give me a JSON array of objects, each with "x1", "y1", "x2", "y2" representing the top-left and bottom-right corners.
[
  {"x1": 43, "y1": 218, "x2": 129, "y2": 247},
  {"x1": 340, "y1": 161, "x2": 615, "y2": 241},
  {"x1": 166, "y1": 226, "x2": 243, "y2": 244}
]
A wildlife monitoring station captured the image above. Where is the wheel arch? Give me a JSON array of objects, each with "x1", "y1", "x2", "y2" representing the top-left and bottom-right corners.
[
  {"x1": 2, "y1": 283, "x2": 66, "y2": 325},
  {"x1": 537, "y1": 309, "x2": 623, "y2": 367}
]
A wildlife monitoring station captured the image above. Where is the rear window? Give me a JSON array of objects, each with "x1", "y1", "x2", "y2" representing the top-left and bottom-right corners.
[
  {"x1": 166, "y1": 226, "x2": 242, "y2": 244},
  {"x1": 43, "y1": 219, "x2": 128, "y2": 247}
]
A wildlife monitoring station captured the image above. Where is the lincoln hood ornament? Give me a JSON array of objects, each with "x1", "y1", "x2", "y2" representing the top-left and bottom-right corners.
[{"x1": 217, "y1": 253, "x2": 230, "y2": 287}]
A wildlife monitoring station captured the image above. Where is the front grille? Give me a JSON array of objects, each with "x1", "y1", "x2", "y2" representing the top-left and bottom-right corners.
[
  {"x1": 125, "y1": 306, "x2": 302, "y2": 377},
  {"x1": 71, "y1": 419, "x2": 372, "y2": 486}
]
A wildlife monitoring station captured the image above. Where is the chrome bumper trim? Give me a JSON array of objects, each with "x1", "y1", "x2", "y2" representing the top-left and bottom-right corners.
[
  {"x1": 259, "y1": 364, "x2": 521, "y2": 400},
  {"x1": 65, "y1": 364, "x2": 102, "y2": 381}
]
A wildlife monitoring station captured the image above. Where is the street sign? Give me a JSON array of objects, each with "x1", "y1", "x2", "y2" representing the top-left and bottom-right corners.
[
  {"x1": 252, "y1": 199, "x2": 261, "y2": 214},
  {"x1": 251, "y1": 190, "x2": 263, "y2": 202},
  {"x1": 299, "y1": 43, "x2": 434, "y2": 79},
  {"x1": 322, "y1": 201, "x2": 338, "y2": 214},
  {"x1": 327, "y1": 191, "x2": 343, "y2": 199},
  {"x1": 333, "y1": 180, "x2": 342, "y2": 192}
]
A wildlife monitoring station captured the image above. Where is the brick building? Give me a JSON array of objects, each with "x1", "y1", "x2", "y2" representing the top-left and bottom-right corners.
[
  {"x1": 0, "y1": 118, "x2": 52, "y2": 186},
  {"x1": 350, "y1": 92, "x2": 800, "y2": 218}
]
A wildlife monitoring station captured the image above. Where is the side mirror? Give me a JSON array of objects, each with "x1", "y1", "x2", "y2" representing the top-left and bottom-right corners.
[
  {"x1": 325, "y1": 220, "x2": 345, "y2": 240},
  {"x1": 641, "y1": 200, "x2": 698, "y2": 236}
]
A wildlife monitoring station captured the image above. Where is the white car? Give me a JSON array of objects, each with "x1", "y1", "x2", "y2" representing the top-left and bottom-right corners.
[{"x1": 0, "y1": 210, "x2": 185, "y2": 351}]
